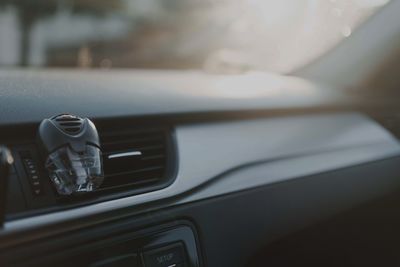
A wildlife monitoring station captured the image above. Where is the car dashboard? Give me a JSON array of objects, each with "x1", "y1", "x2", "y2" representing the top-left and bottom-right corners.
[{"x1": 0, "y1": 69, "x2": 400, "y2": 267}]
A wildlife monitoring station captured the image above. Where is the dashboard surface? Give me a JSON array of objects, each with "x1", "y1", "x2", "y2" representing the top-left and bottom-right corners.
[{"x1": 0, "y1": 70, "x2": 399, "y2": 267}]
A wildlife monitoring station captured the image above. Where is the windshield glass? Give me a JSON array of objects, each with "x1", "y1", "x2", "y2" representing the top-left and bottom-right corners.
[{"x1": 0, "y1": 0, "x2": 390, "y2": 73}]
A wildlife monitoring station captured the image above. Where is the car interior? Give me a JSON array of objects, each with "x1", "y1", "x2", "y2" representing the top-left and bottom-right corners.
[{"x1": 0, "y1": 0, "x2": 400, "y2": 266}]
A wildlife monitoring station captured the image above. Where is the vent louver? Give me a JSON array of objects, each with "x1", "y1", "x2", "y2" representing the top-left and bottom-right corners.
[
  {"x1": 98, "y1": 128, "x2": 172, "y2": 193},
  {"x1": 51, "y1": 114, "x2": 84, "y2": 134}
]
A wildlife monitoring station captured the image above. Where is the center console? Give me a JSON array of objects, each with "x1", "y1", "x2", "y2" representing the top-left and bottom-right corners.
[{"x1": 1, "y1": 221, "x2": 201, "y2": 267}]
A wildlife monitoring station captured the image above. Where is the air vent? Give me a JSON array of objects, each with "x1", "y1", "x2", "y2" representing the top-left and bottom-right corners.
[
  {"x1": 98, "y1": 128, "x2": 173, "y2": 193},
  {"x1": 51, "y1": 114, "x2": 84, "y2": 134}
]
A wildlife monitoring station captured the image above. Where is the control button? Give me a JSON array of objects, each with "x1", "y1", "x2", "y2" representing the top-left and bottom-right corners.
[
  {"x1": 30, "y1": 179, "x2": 44, "y2": 196},
  {"x1": 32, "y1": 187, "x2": 42, "y2": 196},
  {"x1": 90, "y1": 254, "x2": 139, "y2": 267},
  {"x1": 143, "y1": 243, "x2": 186, "y2": 267}
]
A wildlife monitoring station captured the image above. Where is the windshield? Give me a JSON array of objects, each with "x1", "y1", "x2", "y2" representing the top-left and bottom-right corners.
[{"x1": 0, "y1": 0, "x2": 390, "y2": 73}]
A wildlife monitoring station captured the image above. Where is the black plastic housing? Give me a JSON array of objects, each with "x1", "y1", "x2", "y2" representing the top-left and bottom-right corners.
[{"x1": 36, "y1": 114, "x2": 100, "y2": 155}]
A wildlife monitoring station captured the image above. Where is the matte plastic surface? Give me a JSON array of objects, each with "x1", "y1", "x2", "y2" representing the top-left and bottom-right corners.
[
  {"x1": 1, "y1": 157, "x2": 400, "y2": 267},
  {"x1": 3, "y1": 113, "x2": 398, "y2": 234}
]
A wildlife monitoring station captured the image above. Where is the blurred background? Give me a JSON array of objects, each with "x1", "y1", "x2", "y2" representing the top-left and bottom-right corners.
[{"x1": 0, "y1": 0, "x2": 390, "y2": 72}]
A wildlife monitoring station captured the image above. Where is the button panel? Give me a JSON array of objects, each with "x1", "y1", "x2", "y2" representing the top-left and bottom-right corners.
[
  {"x1": 143, "y1": 243, "x2": 187, "y2": 267},
  {"x1": 20, "y1": 152, "x2": 44, "y2": 196}
]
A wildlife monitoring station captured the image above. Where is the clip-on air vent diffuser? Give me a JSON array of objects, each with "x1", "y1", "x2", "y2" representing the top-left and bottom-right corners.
[{"x1": 37, "y1": 114, "x2": 104, "y2": 196}]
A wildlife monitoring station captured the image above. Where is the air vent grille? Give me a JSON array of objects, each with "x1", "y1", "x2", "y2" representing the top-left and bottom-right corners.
[
  {"x1": 51, "y1": 114, "x2": 84, "y2": 134},
  {"x1": 98, "y1": 128, "x2": 171, "y2": 193}
]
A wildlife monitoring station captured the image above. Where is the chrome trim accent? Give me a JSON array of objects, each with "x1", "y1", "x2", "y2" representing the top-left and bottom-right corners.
[{"x1": 107, "y1": 151, "x2": 142, "y2": 159}]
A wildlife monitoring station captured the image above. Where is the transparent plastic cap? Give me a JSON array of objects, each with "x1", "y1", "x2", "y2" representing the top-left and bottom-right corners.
[{"x1": 45, "y1": 145, "x2": 104, "y2": 195}]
